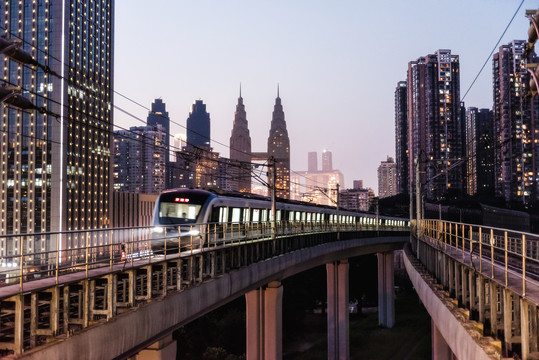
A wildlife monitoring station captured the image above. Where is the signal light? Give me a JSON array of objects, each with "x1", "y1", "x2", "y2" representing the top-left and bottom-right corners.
[{"x1": 174, "y1": 198, "x2": 189, "y2": 203}]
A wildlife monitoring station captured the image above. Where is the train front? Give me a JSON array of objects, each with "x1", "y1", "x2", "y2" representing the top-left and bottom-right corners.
[{"x1": 151, "y1": 189, "x2": 215, "y2": 252}]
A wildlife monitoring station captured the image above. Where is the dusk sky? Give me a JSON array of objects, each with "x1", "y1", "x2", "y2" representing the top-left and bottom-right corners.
[{"x1": 114, "y1": 0, "x2": 533, "y2": 193}]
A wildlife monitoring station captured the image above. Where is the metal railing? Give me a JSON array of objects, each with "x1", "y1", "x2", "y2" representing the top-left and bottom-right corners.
[
  {"x1": 0, "y1": 219, "x2": 408, "y2": 293},
  {"x1": 418, "y1": 219, "x2": 539, "y2": 296}
]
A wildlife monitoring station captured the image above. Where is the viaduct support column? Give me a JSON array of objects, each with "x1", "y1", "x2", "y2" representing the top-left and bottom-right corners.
[
  {"x1": 245, "y1": 281, "x2": 283, "y2": 360},
  {"x1": 432, "y1": 320, "x2": 452, "y2": 360},
  {"x1": 327, "y1": 260, "x2": 349, "y2": 360},
  {"x1": 136, "y1": 334, "x2": 176, "y2": 360},
  {"x1": 377, "y1": 252, "x2": 395, "y2": 328}
]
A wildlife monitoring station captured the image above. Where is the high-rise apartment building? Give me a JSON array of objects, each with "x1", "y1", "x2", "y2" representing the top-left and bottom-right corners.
[
  {"x1": 378, "y1": 157, "x2": 397, "y2": 198},
  {"x1": 465, "y1": 108, "x2": 495, "y2": 196},
  {"x1": 340, "y1": 182, "x2": 374, "y2": 212},
  {"x1": 114, "y1": 125, "x2": 167, "y2": 194},
  {"x1": 394, "y1": 81, "x2": 408, "y2": 194},
  {"x1": 0, "y1": 0, "x2": 114, "y2": 243},
  {"x1": 493, "y1": 40, "x2": 539, "y2": 204},
  {"x1": 407, "y1": 49, "x2": 464, "y2": 200},
  {"x1": 147, "y1": 99, "x2": 172, "y2": 189},
  {"x1": 229, "y1": 89, "x2": 252, "y2": 193},
  {"x1": 187, "y1": 100, "x2": 211, "y2": 149}
]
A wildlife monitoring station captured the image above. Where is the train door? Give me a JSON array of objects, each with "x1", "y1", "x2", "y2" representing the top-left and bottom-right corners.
[{"x1": 211, "y1": 206, "x2": 228, "y2": 242}]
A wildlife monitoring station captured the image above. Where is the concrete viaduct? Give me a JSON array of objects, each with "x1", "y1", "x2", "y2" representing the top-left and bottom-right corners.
[
  {"x1": 16, "y1": 235, "x2": 406, "y2": 360},
  {"x1": 5, "y1": 219, "x2": 536, "y2": 360}
]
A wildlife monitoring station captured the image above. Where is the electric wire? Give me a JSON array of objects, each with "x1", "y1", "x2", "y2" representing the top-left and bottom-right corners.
[
  {"x1": 0, "y1": 22, "x2": 260, "y2": 164},
  {"x1": 0, "y1": 15, "x2": 356, "y2": 199},
  {"x1": 461, "y1": 0, "x2": 525, "y2": 102}
]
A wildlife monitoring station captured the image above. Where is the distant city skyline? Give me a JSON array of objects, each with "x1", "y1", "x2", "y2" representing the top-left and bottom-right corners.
[{"x1": 114, "y1": 1, "x2": 533, "y2": 191}]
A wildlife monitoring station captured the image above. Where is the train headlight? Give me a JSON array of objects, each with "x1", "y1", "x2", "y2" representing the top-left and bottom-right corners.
[
  {"x1": 187, "y1": 229, "x2": 200, "y2": 236},
  {"x1": 153, "y1": 226, "x2": 164, "y2": 234}
]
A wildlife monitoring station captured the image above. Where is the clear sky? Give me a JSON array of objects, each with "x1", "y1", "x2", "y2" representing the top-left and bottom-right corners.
[{"x1": 114, "y1": 0, "x2": 534, "y2": 193}]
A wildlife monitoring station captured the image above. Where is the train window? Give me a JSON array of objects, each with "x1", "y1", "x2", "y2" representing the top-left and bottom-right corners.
[
  {"x1": 295, "y1": 212, "x2": 301, "y2": 222},
  {"x1": 307, "y1": 213, "x2": 311, "y2": 222},
  {"x1": 289, "y1": 211, "x2": 295, "y2": 222},
  {"x1": 219, "y1": 207, "x2": 228, "y2": 223},
  {"x1": 276, "y1": 210, "x2": 281, "y2": 222},
  {"x1": 252, "y1": 209, "x2": 260, "y2": 222},
  {"x1": 243, "y1": 208, "x2": 250, "y2": 223},
  {"x1": 159, "y1": 202, "x2": 202, "y2": 224},
  {"x1": 261, "y1": 209, "x2": 267, "y2": 222},
  {"x1": 231, "y1": 208, "x2": 241, "y2": 223}
]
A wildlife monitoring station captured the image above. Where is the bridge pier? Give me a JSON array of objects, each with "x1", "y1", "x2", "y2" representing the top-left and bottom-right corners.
[
  {"x1": 431, "y1": 320, "x2": 452, "y2": 360},
  {"x1": 490, "y1": 281, "x2": 500, "y2": 338},
  {"x1": 135, "y1": 334, "x2": 177, "y2": 360},
  {"x1": 327, "y1": 260, "x2": 349, "y2": 360},
  {"x1": 377, "y1": 252, "x2": 394, "y2": 328},
  {"x1": 245, "y1": 281, "x2": 283, "y2": 360},
  {"x1": 477, "y1": 275, "x2": 486, "y2": 323}
]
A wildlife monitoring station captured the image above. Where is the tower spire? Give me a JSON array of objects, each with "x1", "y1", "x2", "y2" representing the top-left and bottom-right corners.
[
  {"x1": 239, "y1": 82, "x2": 242, "y2": 98},
  {"x1": 277, "y1": 83, "x2": 280, "y2": 98}
]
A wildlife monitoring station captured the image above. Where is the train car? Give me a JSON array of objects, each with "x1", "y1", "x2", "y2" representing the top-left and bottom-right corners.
[{"x1": 151, "y1": 188, "x2": 407, "y2": 251}]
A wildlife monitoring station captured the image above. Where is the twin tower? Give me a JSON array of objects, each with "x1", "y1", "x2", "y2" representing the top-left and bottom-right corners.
[{"x1": 229, "y1": 88, "x2": 291, "y2": 199}]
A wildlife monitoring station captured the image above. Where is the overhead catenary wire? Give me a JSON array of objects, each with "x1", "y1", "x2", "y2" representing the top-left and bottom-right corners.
[
  {"x1": 0, "y1": 21, "x2": 261, "y2": 166},
  {"x1": 0, "y1": 76, "x2": 263, "y2": 187},
  {"x1": 461, "y1": 0, "x2": 525, "y2": 102},
  {"x1": 0, "y1": 20, "x2": 341, "y2": 197}
]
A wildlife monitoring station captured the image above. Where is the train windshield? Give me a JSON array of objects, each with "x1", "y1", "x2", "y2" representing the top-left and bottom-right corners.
[{"x1": 158, "y1": 193, "x2": 208, "y2": 225}]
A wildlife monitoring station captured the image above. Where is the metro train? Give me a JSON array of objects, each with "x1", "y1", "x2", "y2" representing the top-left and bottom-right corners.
[{"x1": 151, "y1": 188, "x2": 408, "y2": 250}]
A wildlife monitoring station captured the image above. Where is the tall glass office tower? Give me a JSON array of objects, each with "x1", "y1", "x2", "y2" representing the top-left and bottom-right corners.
[
  {"x1": 0, "y1": 0, "x2": 114, "y2": 249},
  {"x1": 267, "y1": 90, "x2": 290, "y2": 199},
  {"x1": 186, "y1": 100, "x2": 211, "y2": 149}
]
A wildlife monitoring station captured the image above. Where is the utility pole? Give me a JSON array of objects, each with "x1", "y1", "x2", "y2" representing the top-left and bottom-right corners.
[
  {"x1": 415, "y1": 156, "x2": 422, "y2": 235},
  {"x1": 270, "y1": 156, "x2": 277, "y2": 240},
  {"x1": 375, "y1": 197, "x2": 379, "y2": 232},
  {"x1": 336, "y1": 183, "x2": 340, "y2": 240}
]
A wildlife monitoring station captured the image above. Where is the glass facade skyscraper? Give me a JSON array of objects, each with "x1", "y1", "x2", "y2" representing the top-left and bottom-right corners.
[
  {"x1": 267, "y1": 92, "x2": 290, "y2": 199},
  {"x1": 0, "y1": 0, "x2": 114, "y2": 254},
  {"x1": 186, "y1": 100, "x2": 210, "y2": 149},
  {"x1": 229, "y1": 90, "x2": 252, "y2": 193},
  {"x1": 147, "y1": 98, "x2": 172, "y2": 188}
]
